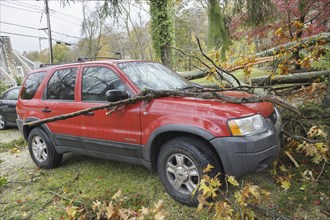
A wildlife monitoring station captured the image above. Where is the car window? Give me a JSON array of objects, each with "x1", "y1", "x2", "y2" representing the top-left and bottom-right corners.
[
  {"x1": 46, "y1": 68, "x2": 77, "y2": 100},
  {"x1": 117, "y1": 62, "x2": 191, "y2": 91},
  {"x1": 21, "y1": 71, "x2": 47, "y2": 100},
  {"x1": 2, "y1": 88, "x2": 20, "y2": 100},
  {"x1": 82, "y1": 67, "x2": 130, "y2": 102}
]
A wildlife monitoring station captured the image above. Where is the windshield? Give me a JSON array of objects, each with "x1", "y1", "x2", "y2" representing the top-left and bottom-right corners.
[{"x1": 117, "y1": 62, "x2": 191, "y2": 90}]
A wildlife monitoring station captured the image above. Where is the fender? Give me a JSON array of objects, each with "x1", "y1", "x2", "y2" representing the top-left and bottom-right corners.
[
  {"x1": 23, "y1": 117, "x2": 58, "y2": 146},
  {"x1": 142, "y1": 124, "x2": 215, "y2": 162}
]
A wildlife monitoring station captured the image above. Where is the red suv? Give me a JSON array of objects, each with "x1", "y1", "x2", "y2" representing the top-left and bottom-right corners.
[{"x1": 16, "y1": 60, "x2": 282, "y2": 206}]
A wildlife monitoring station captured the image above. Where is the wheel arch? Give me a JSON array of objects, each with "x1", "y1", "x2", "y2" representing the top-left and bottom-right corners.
[
  {"x1": 144, "y1": 125, "x2": 223, "y2": 172},
  {"x1": 23, "y1": 117, "x2": 56, "y2": 145}
]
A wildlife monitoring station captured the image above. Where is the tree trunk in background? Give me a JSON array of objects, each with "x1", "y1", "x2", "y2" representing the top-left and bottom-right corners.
[
  {"x1": 325, "y1": 73, "x2": 330, "y2": 106},
  {"x1": 150, "y1": 0, "x2": 174, "y2": 68}
]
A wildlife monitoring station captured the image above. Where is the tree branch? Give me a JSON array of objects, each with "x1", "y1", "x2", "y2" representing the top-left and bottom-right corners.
[
  {"x1": 25, "y1": 89, "x2": 300, "y2": 128},
  {"x1": 195, "y1": 36, "x2": 241, "y2": 87}
]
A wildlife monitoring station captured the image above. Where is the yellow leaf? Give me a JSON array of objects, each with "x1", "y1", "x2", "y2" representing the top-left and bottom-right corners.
[
  {"x1": 66, "y1": 206, "x2": 77, "y2": 218},
  {"x1": 140, "y1": 206, "x2": 149, "y2": 215},
  {"x1": 9, "y1": 147, "x2": 21, "y2": 154},
  {"x1": 227, "y1": 176, "x2": 239, "y2": 187},
  {"x1": 153, "y1": 200, "x2": 164, "y2": 214},
  {"x1": 203, "y1": 164, "x2": 214, "y2": 173},
  {"x1": 281, "y1": 180, "x2": 291, "y2": 190},
  {"x1": 112, "y1": 189, "x2": 121, "y2": 200},
  {"x1": 92, "y1": 200, "x2": 101, "y2": 212},
  {"x1": 106, "y1": 202, "x2": 115, "y2": 219}
]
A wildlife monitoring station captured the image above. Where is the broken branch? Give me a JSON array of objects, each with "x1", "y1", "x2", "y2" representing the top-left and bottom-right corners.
[{"x1": 25, "y1": 89, "x2": 300, "y2": 128}]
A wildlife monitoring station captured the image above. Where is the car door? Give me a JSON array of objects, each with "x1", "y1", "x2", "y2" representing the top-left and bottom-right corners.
[
  {"x1": 0, "y1": 87, "x2": 20, "y2": 124},
  {"x1": 78, "y1": 65, "x2": 142, "y2": 159},
  {"x1": 39, "y1": 66, "x2": 85, "y2": 149}
]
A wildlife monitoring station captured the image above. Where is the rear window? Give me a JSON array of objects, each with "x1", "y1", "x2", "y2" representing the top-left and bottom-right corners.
[
  {"x1": 21, "y1": 72, "x2": 47, "y2": 100},
  {"x1": 45, "y1": 68, "x2": 77, "y2": 100}
]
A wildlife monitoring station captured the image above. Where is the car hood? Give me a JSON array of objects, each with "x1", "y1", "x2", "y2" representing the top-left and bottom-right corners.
[{"x1": 149, "y1": 90, "x2": 274, "y2": 119}]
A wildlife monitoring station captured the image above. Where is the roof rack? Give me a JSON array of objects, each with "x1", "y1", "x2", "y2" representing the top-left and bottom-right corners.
[
  {"x1": 77, "y1": 57, "x2": 121, "y2": 62},
  {"x1": 39, "y1": 63, "x2": 58, "y2": 68}
]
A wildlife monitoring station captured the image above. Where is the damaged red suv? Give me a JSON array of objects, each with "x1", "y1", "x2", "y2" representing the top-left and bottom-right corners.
[{"x1": 16, "y1": 60, "x2": 282, "y2": 206}]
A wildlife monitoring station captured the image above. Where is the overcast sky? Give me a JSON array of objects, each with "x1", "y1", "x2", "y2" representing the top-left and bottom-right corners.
[{"x1": 0, "y1": 0, "x2": 93, "y2": 53}]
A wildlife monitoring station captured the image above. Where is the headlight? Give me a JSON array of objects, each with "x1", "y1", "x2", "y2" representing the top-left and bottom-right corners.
[{"x1": 228, "y1": 114, "x2": 267, "y2": 136}]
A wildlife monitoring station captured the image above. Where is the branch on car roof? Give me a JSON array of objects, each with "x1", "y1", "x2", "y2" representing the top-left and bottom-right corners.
[{"x1": 24, "y1": 89, "x2": 300, "y2": 128}]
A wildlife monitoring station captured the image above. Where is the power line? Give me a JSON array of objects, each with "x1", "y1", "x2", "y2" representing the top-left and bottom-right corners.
[
  {"x1": 0, "y1": 31, "x2": 77, "y2": 46},
  {"x1": 51, "y1": 14, "x2": 81, "y2": 26},
  {"x1": 1, "y1": 1, "x2": 83, "y2": 23},
  {"x1": 4, "y1": 0, "x2": 82, "y2": 21},
  {"x1": 3, "y1": 0, "x2": 44, "y2": 12},
  {"x1": 0, "y1": 31, "x2": 47, "y2": 39},
  {"x1": 0, "y1": 3, "x2": 42, "y2": 14},
  {"x1": 50, "y1": 9, "x2": 82, "y2": 21},
  {"x1": 52, "y1": 31, "x2": 83, "y2": 40},
  {"x1": 0, "y1": 21, "x2": 41, "y2": 30},
  {"x1": 0, "y1": 21, "x2": 83, "y2": 40}
]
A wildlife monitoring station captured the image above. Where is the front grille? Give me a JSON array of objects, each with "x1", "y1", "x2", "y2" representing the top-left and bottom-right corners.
[{"x1": 268, "y1": 110, "x2": 277, "y2": 124}]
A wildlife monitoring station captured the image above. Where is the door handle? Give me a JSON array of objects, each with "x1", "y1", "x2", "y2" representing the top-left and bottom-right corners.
[
  {"x1": 82, "y1": 111, "x2": 94, "y2": 116},
  {"x1": 42, "y1": 108, "x2": 51, "y2": 113}
]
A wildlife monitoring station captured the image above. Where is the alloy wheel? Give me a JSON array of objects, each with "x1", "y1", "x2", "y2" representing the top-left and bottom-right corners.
[
  {"x1": 166, "y1": 153, "x2": 200, "y2": 194},
  {"x1": 31, "y1": 136, "x2": 48, "y2": 162}
]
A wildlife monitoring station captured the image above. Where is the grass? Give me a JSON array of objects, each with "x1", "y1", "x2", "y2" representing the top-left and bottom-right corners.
[
  {"x1": 0, "y1": 137, "x2": 27, "y2": 153},
  {"x1": 1, "y1": 149, "x2": 328, "y2": 219},
  {"x1": 0, "y1": 153, "x2": 209, "y2": 219}
]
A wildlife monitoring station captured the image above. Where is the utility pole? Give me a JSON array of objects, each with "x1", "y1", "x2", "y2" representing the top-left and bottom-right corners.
[{"x1": 45, "y1": 0, "x2": 53, "y2": 64}]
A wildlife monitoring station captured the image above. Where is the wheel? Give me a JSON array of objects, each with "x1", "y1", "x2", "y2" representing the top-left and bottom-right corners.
[
  {"x1": 157, "y1": 137, "x2": 220, "y2": 206},
  {"x1": 28, "y1": 128, "x2": 62, "y2": 169},
  {"x1": 0, "y1": 113, "x2": 7, "y2": 130}
]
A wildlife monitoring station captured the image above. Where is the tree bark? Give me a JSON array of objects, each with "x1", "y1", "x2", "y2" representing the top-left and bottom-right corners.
[
  {"x1": 251, "y1": 70, "x2": 330, "y2": 85},
  {"x1": 179, "y1": 69, "x2": 205, "y2": 80},
  {"x1": 325, "y1": 73, "x2": 330, "y2": 106}
]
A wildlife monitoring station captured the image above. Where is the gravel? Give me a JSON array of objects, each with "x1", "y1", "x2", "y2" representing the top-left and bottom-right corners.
[
  {"x1": 0, "y1": 128, "x2": 22, "y2": 143},
  {"x1": 0, "y1": 128, "x2": 33, "y2": 181}
]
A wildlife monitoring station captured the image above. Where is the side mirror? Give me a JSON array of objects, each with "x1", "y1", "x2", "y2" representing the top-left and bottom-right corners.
[{"x1": 105, "y1": 90, "x2": 129, "y2": 102}]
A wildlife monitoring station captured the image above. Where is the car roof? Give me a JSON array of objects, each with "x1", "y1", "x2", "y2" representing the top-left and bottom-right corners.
[{"x1": 32, "y1": 59, "x2": 150, "y2": 73}]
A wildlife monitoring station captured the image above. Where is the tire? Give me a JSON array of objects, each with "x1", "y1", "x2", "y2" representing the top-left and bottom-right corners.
[
  {"x1": 157, "y1": 137, "x2": 220, "y2": 206},
  {"x1": 28, "y1": 128, "x2": 62, "y2": 169},
  {"x1": 0, "y1": 113, "x2": 7, "y2": 130}
]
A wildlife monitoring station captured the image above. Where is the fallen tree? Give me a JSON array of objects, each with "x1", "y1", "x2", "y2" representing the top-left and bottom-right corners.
[
  {"x1": 178, "y1": 69, "x2": 206, "y2": 80},
  {"x1": 252, "y1": 70, "x2": 330, "y2": 85},
  {"x1": 255, "y1": 32, "x2": 330, "y2": 57}
]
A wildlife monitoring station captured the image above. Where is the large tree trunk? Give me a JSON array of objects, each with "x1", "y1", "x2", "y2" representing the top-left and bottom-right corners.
[
  {"x1": 161, "y1": 43, "x2": 171, "y2": 68},
  {"x1": 251, "y1": 70, "x2": 330, "y2": 85}
]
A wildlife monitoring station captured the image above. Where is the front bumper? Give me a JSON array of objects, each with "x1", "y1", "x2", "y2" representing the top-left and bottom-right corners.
[{"x1": 211, "y1": 118, "x2": 282, "y2": 177}]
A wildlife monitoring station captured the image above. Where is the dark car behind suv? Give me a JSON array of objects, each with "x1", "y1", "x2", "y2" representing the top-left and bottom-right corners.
[
  {"x1": 0, "y1": 86, "x2": 21, "y2": 130},
  {"x1": 16, "y1": 60, "x2": 282, "y2": 206}
]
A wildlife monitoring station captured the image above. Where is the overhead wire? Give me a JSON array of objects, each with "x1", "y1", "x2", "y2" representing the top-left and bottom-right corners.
[
  {"x1": 1, "y1": 0, "x2": 84, "y2": 46},
  {"x1": 2, "y1": 0, "x2": 44, "y2": 12},
  {"x1": 0, "y1": 21, "x2": 41, "y2": 30},
  {"x1": 3, "y1": 0, "x2": 83, "y2": 21},
  {"x1": 0, "y1": 31, "x2": 47, "y2": 39},
  {"x1": 0, "y1": 21, "x2": 83, "y2": 40},
  {"x1": 0, "y1": 3, "x2": 42, "y2": 14},
  {"x1": 51, "y1": 14, "x2": 82, "y2": 26}
]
